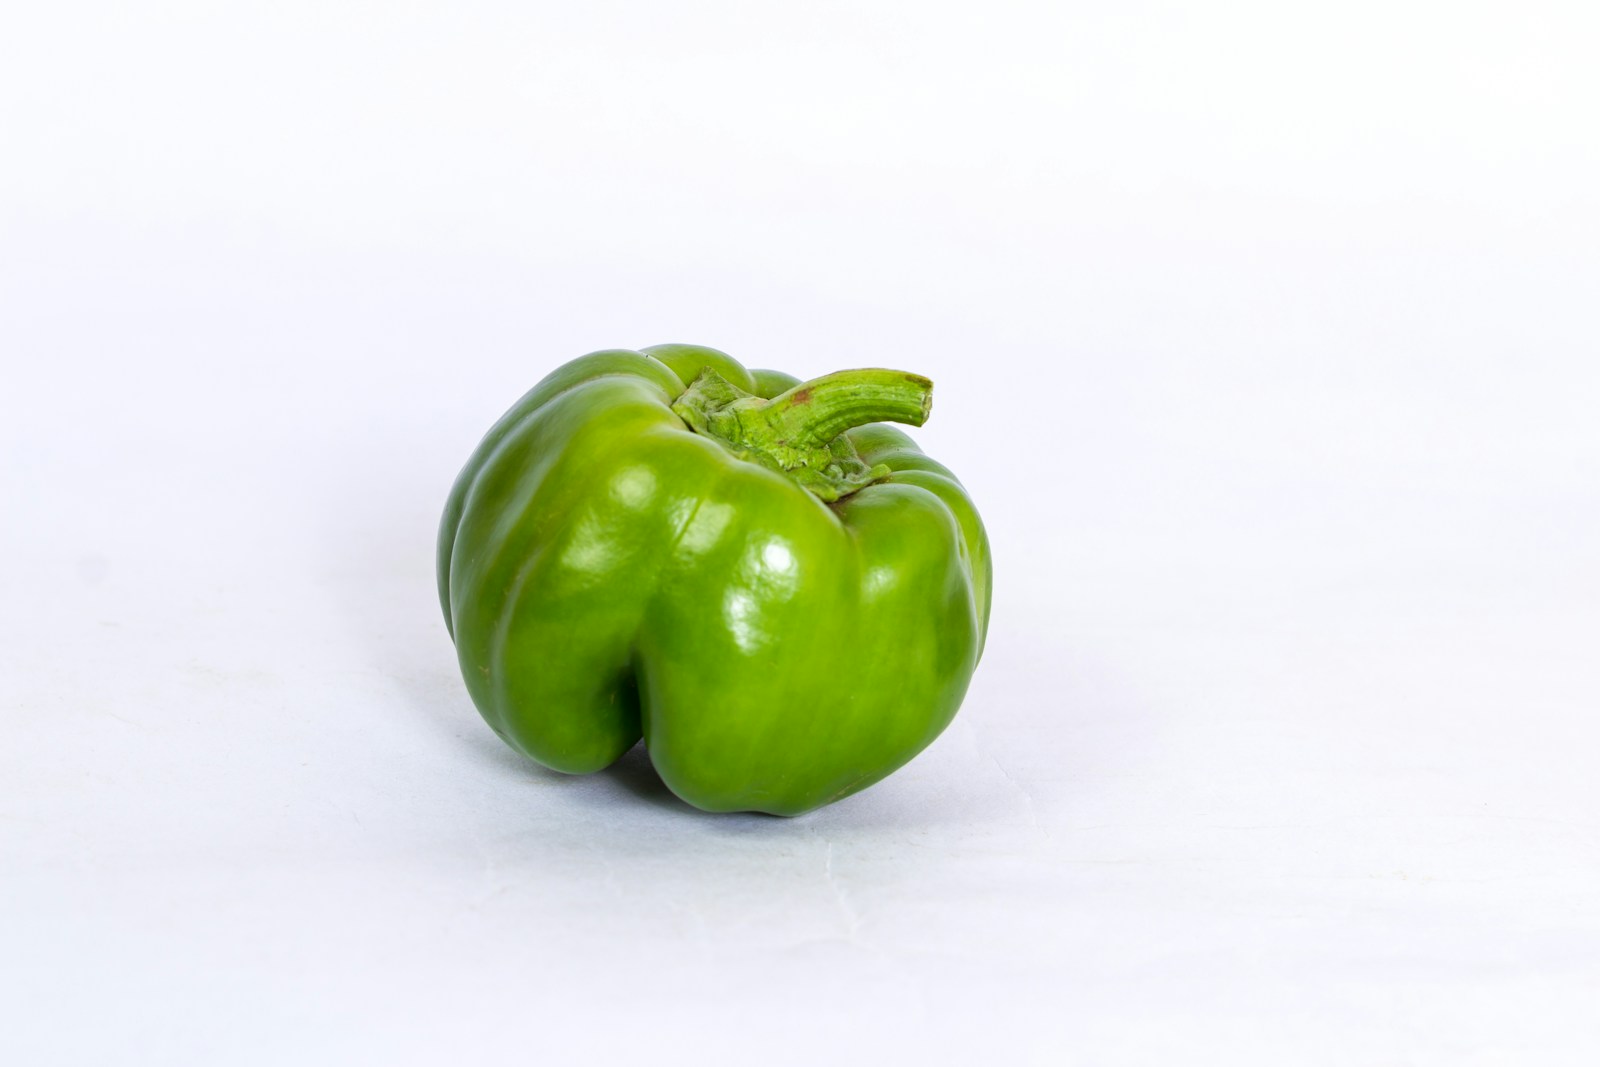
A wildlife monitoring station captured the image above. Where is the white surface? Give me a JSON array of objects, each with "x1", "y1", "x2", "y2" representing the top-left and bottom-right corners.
[{"x1": 4, "y1": 2, "x2": 1599, "y2": 1063}]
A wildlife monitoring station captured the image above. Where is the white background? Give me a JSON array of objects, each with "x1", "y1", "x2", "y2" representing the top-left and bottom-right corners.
[{"x1": 3, "y1": 2, "x2": 1598, "y2": 1063}]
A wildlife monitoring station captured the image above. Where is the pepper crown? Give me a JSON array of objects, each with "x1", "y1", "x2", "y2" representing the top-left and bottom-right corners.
[{"x1": 671, "y1": 367, "x2": 933, "y2": 502}]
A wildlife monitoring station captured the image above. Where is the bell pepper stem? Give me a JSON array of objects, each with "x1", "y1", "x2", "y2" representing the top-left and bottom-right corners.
[
  {"x1": 671, "y1": 365, "x2": 935, "y2": 502},
  {"x1": 759, "y1": 369, "x2": 933, "y2": 448}
]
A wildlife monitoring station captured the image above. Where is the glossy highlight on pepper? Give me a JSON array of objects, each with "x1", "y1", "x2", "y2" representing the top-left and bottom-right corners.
[{"x1": 437, "y1": 344, "x2": 992, "y2": 815}]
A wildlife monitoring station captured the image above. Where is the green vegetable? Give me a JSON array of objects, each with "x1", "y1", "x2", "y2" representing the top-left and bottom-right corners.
[{"x1": 437, "y1": 344, "x2": 991, "y2": 815}]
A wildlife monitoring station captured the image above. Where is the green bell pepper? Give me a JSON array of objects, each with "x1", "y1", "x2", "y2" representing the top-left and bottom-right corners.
[{"x1": 437, "y1": 344, "x2": 991, "y2": 815}]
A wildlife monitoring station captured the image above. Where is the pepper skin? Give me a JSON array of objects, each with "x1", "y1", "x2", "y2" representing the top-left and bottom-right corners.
[{"x1": 437, "y1": 344, "x2": 991, "y2": 815}]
